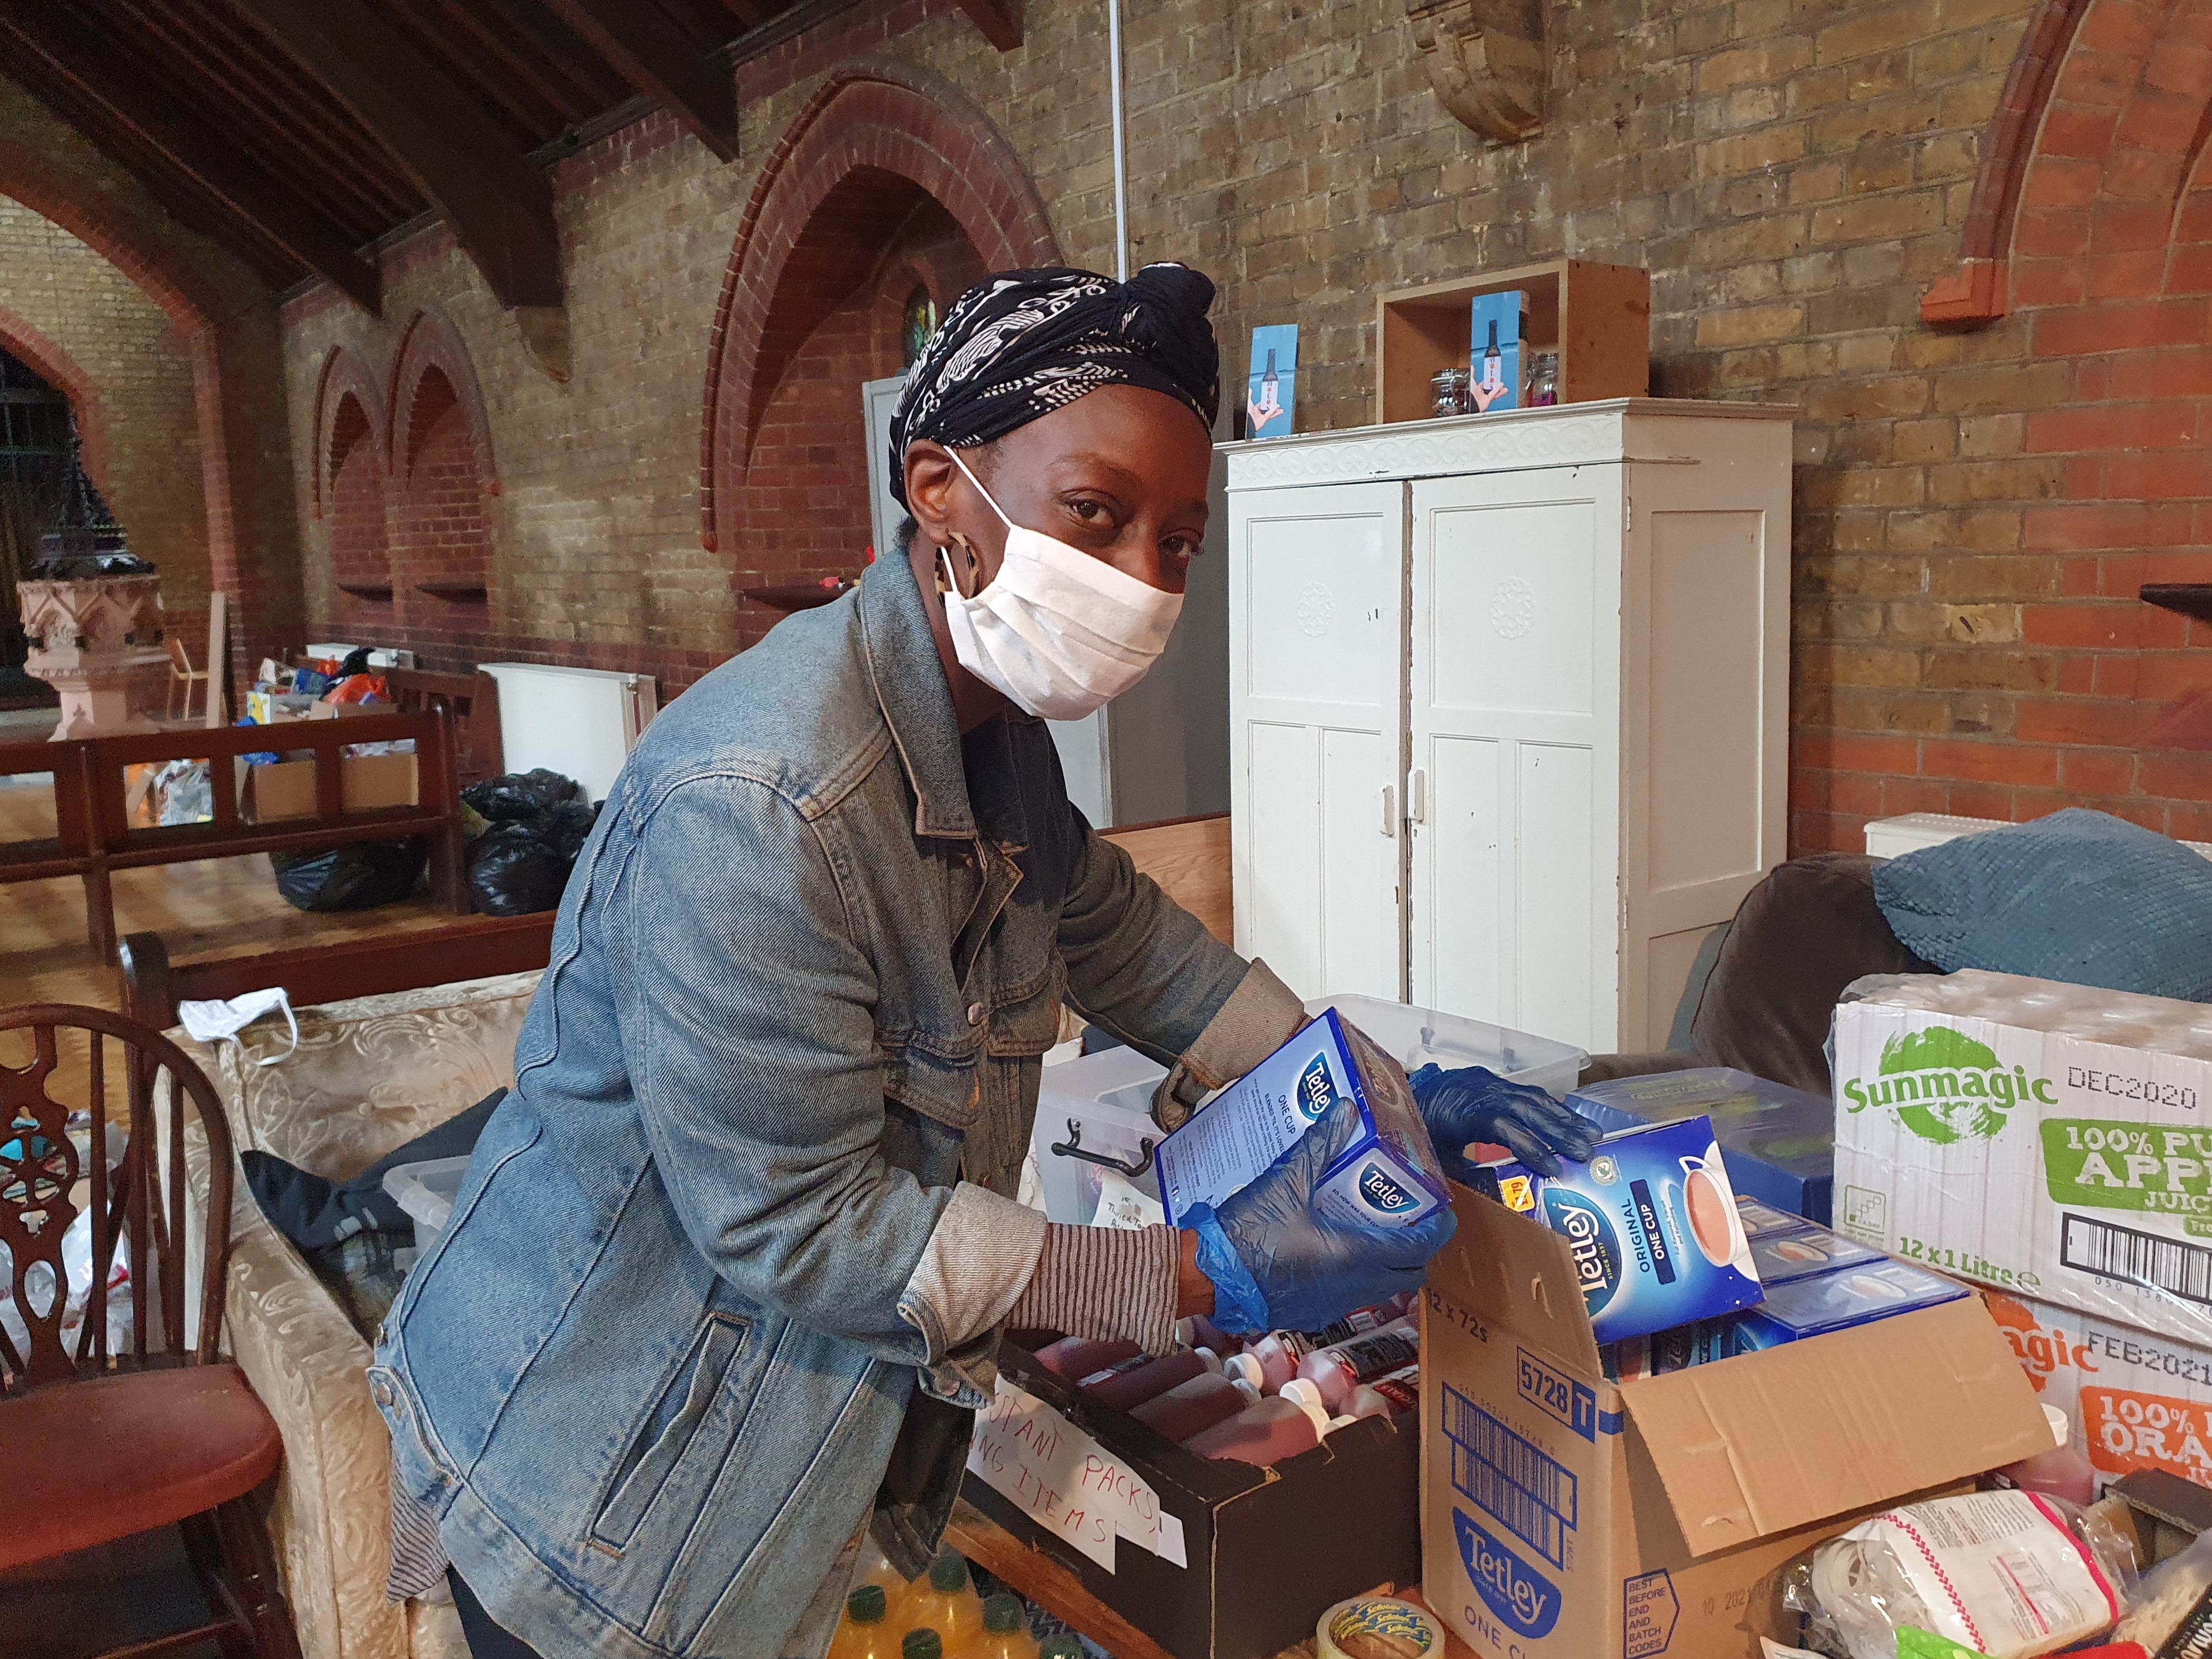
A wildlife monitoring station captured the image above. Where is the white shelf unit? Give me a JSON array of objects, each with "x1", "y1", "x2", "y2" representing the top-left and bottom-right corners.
[{"x1": 1221, "y1": 399, "x2": 1795, "y2": 1053}]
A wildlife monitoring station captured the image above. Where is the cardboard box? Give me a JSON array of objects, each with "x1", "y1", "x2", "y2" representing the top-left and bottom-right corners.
[
  {"x1": 1421, "y1": 1187, "x2": 2050, "y2": 1658},
  {"x1": 1832, "y1": 969, "x2": 2212, "y2": 1347},
  {"x1": 1569, "y1": 1068, "x2": 1835, "y2": 1224},
  {"x1": 238, "y1": 751, "x2": 418, "y2": 822},
  {"x1": 1985, "y1": 1289, "x2": 2212, "y2": 1496},
  {"x1": 962, "y1": 1341, "x2": 1420, "y2": 1659}
]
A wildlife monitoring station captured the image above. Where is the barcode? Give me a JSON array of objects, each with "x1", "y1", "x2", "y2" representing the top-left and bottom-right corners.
[
  {"x1": 1442, "y1": 1389, "x2": 1578, "y2": 1526},
  {"x1": 2062, "y1": 1214, "x2": 2212, "y2": 1307},
  {"x1": 1452, "y1": 1443, "x2": 1567, "y2": 1566}
]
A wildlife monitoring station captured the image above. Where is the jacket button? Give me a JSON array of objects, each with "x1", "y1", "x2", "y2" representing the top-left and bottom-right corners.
[
  {"x1": 967, "y1": 1002, "x2": 985, "y2": 1025},
  {"x1": 369, "y1": 1373, "x2": 394, "y2": 1407}
]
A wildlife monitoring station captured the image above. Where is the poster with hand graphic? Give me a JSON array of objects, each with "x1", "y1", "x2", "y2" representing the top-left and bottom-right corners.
[
  {"x1": 1245, "y1": 324, "x2": 1297, "y2": 439},
  {"x1": 1467, "y1": 290, "x2": 1526, "y2": 414}
]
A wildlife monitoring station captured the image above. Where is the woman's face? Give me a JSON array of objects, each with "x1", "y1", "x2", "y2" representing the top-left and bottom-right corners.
[{"x1": 902, "y1": 383, "x2": 1214, "y2": 596}]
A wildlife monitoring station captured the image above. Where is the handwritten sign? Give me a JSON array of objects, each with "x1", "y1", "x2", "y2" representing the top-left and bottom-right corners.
[{"x1": 966, "y1": 1376, "x2": 1187, "y2": 1572}]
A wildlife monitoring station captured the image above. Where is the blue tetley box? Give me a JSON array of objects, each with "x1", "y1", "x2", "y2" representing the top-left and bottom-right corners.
[
  {"x1": 1568, "y1": 1067, "x2": 1835, "y2": 1224},
  {"x1": 1155, "y1": 1009, "x2": 1448, "y2": 1230},
  {"x1": 1489, "y1": 1116, "x2": 1767, "y2": 1343}
]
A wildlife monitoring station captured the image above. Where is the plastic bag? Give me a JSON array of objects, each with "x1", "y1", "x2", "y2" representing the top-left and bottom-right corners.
[
  {"x1": 1787, "y1": 1490, "x2": 2137, "y2": 1659},
  {"x1": 535, "y1": 798, "x2": 598, "y2": 861},
  {"x1": 0, "y1": 1210, "x2": 132, "y2": 1362},
  {"x1": 467, "y1": 822, "x2": 571, "y2": 916},
  {"x1": 2115, "y1": 1527, "x2": 2212, "y2": 1653},
  {"x1": 272, "y1": 839, "x2": 428, "y2": 912},
  {"x1": 462, "y1": 768, "x2": 585, "y2": 823}
]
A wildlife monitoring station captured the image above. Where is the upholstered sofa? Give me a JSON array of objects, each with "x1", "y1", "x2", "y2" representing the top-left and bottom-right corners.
[{"x1": 176, "y1": 969, "x2": 544, "y2": 1659}]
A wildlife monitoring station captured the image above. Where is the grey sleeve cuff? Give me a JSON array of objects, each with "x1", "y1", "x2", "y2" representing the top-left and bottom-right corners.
[
  {"x1": 895, "y1": 1181, "x2": 1050, "y2": 1362},
  {"x1": 1150, "y1": 957, "x2": 1310, "y2": 1130},
  {"x1": 1006, "y1": 1222, "x2": 1180, "y2": 1356}
]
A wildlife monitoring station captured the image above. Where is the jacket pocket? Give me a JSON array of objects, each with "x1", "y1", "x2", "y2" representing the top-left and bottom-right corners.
[{"x1": 590, "y1": 1311, "x2": 751, "y2": 1554}]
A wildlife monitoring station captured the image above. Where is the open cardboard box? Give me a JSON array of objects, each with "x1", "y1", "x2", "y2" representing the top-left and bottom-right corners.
[
  {"x1": 1423, "y1": 1187, "x2": 2054, "y2": 1658},
  {"x1": 964, "y1": 1339, "x2": 1420, "y2": 1659},
  {"x1": 236, "y1": 749, "x2": 418, "y2": 823}
]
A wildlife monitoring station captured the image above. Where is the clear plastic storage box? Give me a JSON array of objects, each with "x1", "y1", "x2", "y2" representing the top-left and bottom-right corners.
[
  {"x1": 381, "y1": 1155, "x2": 473, "y2": 1254},
  {"x1": 1029, "y1": 994, "x2": 1586, "y2": 1225}
]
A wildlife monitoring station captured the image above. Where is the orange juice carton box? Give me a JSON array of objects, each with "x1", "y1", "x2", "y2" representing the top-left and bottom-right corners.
[{"x1": 1489, "y1": 1115, "x2": 1765, "y2": 1342}]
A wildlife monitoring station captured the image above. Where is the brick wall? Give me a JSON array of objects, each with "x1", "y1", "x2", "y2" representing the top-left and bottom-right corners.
[
  {"x1": 267, "y1": 0, "x2": 2212, "y2": 846},
  {"x1": 0, "y1": 196, "x2": 210, "y2": 635}
]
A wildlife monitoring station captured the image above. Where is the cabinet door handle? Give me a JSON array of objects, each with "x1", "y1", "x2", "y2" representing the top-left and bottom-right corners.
[
  {"x1": 1379, "y1": 782, "x2": 1396, "y2": 838},
  {"x1": 1407, "y1": 768, "x2": 1428, "y2": 825}
]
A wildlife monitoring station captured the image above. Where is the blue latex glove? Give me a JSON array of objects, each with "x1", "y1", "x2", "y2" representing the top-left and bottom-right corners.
[
  {"x1": 1409, "y1": 1063, "x2": 1600, "y2": 1182},
  {"x1": 1186, "y1": 1091, "x2": 1458, "y2": 1337}
]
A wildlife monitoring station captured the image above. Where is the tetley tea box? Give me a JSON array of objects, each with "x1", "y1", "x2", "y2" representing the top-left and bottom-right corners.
[
  {"x1": 1833, "y1": 970, "x2": 2212, "y2": 1349},
  {"x1": 1490, "y1": 1115, "x2": 1766, "y2": 1342}
]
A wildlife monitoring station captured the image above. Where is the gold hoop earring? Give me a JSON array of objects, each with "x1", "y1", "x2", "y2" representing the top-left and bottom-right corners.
[{"x1": 942, "y1": 530, "x2": 983, "y2": 599}]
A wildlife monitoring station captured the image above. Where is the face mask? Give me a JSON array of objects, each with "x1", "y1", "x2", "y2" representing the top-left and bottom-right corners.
[
  {"x1": 177, "y1": 987, "x2": 298, "y2": 1066},
  {"x1": 937, "y1": 449, "x2": 1184, "y2": 721}
]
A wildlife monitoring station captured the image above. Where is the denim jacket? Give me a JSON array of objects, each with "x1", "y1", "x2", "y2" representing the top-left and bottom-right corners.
[{"x1": 370, "y1": 547, "x2": 1297, "y2": 1659}]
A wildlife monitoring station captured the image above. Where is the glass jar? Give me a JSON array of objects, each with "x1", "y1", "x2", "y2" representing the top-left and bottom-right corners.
[
  {"x1": 1430, "y1": 369, "x2": 1462, "y2": 418},
  {"x1": 1527, "y1": 351, "x2": 1560, "y2": 407}
]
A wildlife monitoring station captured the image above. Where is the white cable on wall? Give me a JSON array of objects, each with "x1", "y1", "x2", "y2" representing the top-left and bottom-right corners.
[{"x1": 1108, "y1": 0, "x2": 1129, "y2": 281}]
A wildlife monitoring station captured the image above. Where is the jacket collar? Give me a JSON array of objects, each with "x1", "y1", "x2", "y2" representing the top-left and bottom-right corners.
[{"x1": 858, "y1": 545, "x2": 976, "y2": 839}]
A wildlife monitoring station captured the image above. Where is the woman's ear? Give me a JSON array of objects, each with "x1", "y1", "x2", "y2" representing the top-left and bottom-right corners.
[{"x1": 902, "y1": 442, "x2": 957, "y2": 548}]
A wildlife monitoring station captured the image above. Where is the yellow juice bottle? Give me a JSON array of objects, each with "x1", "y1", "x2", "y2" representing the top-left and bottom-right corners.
[
  {"x1": 856, "y1": 1541, "x2": 919, "y2": 1627},
  {"x1": 904, "y1": 1554, "x2": 984, "y2": 1654},
  {"x1": 976, "y1": 1593, "x2": 1038, "y2": 1659},
  {"x1": 829, "y1": 1586, "x2": 898, "y2": 1659},
  {"x1": 903, "y1": 1630, "x2": 946, "y2": 1659}
]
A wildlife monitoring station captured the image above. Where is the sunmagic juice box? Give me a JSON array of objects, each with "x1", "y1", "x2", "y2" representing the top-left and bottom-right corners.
[
  {"x1": 1488, "y1": 1117, "x2": 1766, "y2": 1342},
  {"x1": 1156, "y1": 1009, "x2": 1449, "y2": 1230}
]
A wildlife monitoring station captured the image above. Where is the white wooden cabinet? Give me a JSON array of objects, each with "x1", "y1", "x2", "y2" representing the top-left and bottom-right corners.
[{"x1": 1222, "y1": 400, "x2": 1794, "y2": 1053}]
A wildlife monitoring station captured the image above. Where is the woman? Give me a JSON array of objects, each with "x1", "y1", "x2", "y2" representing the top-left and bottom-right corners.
[{"x1": 371, "y1": 265, "x2": 1591, "y2": 1659}]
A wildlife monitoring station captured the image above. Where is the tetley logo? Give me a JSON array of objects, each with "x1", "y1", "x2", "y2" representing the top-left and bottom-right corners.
[
  {"x1": 1358, "y1": 1160, "x2": 1418, "y2": 1215},
  {"x1": 1540, "y1": 1188, "x2": 1622, "y2": 1318},
  {"x1": 1454, "y1": 1509, "x2": 1560, "y2": 1638},
  {"x1": 1842, "y1": 1027, "x2": 2056, "y2": 1145},
  {"x1": 1296, "y1": 1053, "x2": 1341, "y2": 1122}
]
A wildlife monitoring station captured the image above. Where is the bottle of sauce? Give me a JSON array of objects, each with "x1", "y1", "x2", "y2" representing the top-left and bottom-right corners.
[
  {"x1": 1131, "y1": 1373, "x2": 1259, "y2": 1441},
  {"x1": 904, "y1": 1554, "x2": 984, "y2": 1653},
  {"x1": 1296, "y1": 1323, "x2": 1419, "y2": 1412},
  {"x1": 1992, "y1": 1403, "x2": 2095, "y2": 1506},
  {"x1": 1182, "y1": 1390, "x2": 1331, "y2": 1466},
  {"x1": 1033, "y1": 1337, "x2": 1141, "y2": 1380},
  {"x1": 1081, "y1": 1348, "x2": 1221, "y2": 1411},
  {"x1": 976, "y1": 1593, "x2": 1038, "y2": 1659}
]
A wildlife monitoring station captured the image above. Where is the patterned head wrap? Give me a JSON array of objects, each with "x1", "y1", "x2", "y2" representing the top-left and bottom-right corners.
[{"x1": 887, "y1": 264, "x2": 1219, "y2": 507}]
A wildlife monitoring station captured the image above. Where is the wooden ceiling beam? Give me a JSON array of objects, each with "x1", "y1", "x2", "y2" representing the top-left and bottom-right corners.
[
  {"x1": 717, "y1": 0, "x2": 769, "y2": 28},
  {"x1": 225, "y1": 0, "x2": 563, "y2": 310},
  {"x1": 953, "y1": 0, "x2": 1021, "y2": 51},
  {"x1": 0, "y1": 1, "x2": 380, "y2": 310},
  {"x1": 540, "y1": 0, "x2": 738, "y2": 162}
]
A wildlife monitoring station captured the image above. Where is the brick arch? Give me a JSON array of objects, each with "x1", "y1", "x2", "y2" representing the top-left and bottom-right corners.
[
  {"x1": 389, "y1": 309, "x2": 497, "y2": 497},
  {"x1": 1922, "y1": 0, "x2": 2212, "y2": 832},
  {"x1": 697, "y1": 55, "x2": 1060, "y2": 552},
  {"x1": 0, "y1": 304, "x2": 112, "y2": 497},
  {"x1": 312, "y1": 346, "x2": 387, "y2": 520}
]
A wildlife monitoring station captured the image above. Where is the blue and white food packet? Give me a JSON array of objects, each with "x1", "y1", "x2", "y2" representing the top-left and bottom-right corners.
[{"x1": 1156, "y1": 1009, "x2": 1450, "y2": 1230}]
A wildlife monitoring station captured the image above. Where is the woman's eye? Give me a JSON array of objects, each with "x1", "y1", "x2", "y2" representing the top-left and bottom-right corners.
[
  {"x1": 1067, "y1": 498, "x2": 1107, "y2": 522},
  {"x1": 1162, "y1": 534, "x2": 1201, "y2": 561}
]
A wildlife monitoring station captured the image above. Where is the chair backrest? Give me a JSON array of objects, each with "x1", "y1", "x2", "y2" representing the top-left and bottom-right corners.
[
  {"x1": 0, "y1": 1005, "x2": 233, "y2": 1394},
  {"x1": 166, "y1": 635, "x2": 193, "y2": 675}
]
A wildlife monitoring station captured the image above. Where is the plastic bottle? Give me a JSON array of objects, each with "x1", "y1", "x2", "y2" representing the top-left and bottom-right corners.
[
  {"x1": 904, "y1": 1554, "x2": 984, "y2": 1653},
  {"x1": 976, "y1": 1594, "x2": 1038, "y2": 1659},
  {"x1": 1344, "y1": 1365, "x2": 1418, "y2": 1420},
  {"x1": 1296, "y1": 1322, "x2": 1419, "y2": 1413},
  {"x1": 830, "y1": 1586, "x2": 900, "y2": 1659},
  {"x1": 1033, "y1": 1337, "x2": 1140, "y2": 1380},
  {"x1": 1176, "y1": 1314, "x2": 1237, "y2": 1355},
  {"x1": 1992, "y1": 1403, "x2": 2096, "y2": 1506},
  {"x1": 1081, "y1": 1348, "x2": 1221, "y2": 1411},
  {"x1": 903, "y1": 1631, "x2": 944, "y2": 1659},
  {"x1": 855, "y1": 1541, "x2": 919, "y2": 1626},
  {"x1": 1131, "y1": 1372, "x2": 1259, "y2": 1441},
  {"x1": 1225, "y1": 1332, "x2": 1314, "y2": 1394},
  {"x1": 1183, "y1": 1390, "x2": 1331, "y2": 1466}
]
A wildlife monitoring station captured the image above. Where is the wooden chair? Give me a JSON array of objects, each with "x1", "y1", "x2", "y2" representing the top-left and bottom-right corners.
[
  {"x1": 0, "y1": 1004, "x2": 301, "y2": 1659},
  {"x1": 165, "y1": 636, "x2": 210, "y2": 723}
]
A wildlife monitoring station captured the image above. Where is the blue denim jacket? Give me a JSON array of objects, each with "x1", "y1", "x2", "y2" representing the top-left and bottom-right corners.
[{"x1": 371, "y1": 548, "x2": 1293, "y2": 1659}]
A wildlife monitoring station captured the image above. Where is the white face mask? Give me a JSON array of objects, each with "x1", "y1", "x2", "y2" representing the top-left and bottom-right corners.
[
  {"x1": 937, "y1": 449, "x2": 1184, "y2": 721},
  {"x1": 177, "y1": 987, "x2": 298, "y2": 1066}
]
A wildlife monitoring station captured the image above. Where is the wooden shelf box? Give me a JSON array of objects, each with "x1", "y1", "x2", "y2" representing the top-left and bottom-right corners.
[{"x1": 1376, "y1": 259, "x2": 1650, "y2": 424}]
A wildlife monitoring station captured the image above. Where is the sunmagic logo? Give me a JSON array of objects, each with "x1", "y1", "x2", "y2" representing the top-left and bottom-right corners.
[
  {"x1": 1358, "y1": 1160, "x2": 1418, "y2": 1215},
  {"x1": 1842, "y1": 1026, "x2": 2057, "y2": 1145},
  {"x1": 1296, "y1": 1053, "x2": 1339, "y2": 1123},
  {"x1": 1453, "y1": 1509, "x2": 1560, "y2": 1638}
]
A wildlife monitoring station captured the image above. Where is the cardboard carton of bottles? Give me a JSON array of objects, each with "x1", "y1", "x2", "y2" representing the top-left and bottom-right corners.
[{"x1": 1831, "y1": 969, "x2": 2212, "y2": 1349}]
